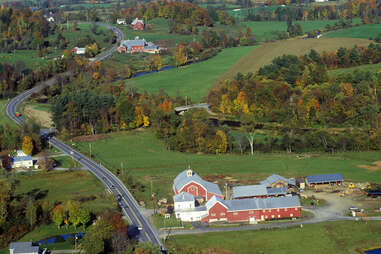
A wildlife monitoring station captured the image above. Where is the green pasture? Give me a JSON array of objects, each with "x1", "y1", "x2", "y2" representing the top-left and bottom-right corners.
[
  {"x1": 75, "y1": 130, "x2": 381, "y2": 205},
  {"x1": 0, "y1": 99, "x2": 16, "y2": 127},
  {"x1": 0, "y1": 50, "x2": 48, "y2": 69},
  {"x1": 329, "y1": 62, "x2": 381, "y2": 77},
  {"x1": 14, "y1": 171, "x2": 116, "y2": 214},
  {"x1": 325, "y1": 23, "x2": 381, "y2": 39},
  {"x1": 167, "y1": 221, "x2": 381, "y2": 254},
  {"x1": 122, "y1": 45, "x2": 257, "y2": 102}
]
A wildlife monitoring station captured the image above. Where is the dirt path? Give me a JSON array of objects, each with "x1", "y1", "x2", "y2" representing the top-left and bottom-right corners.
[
  {"x1": 216, "y1": 37, "x2": 371, "y2": 84},
  {"x1": 23, "y1": 105, "x2": 54, "y2": 128}
]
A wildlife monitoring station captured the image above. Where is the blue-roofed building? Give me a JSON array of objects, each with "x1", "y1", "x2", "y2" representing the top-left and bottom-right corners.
[
  {"x1": 231, "y1": 185, "x2": 287, "y2": 199},
  {"x1": 173, "y1": 168, "x2": 223, "y2": 201},
  {"x1": 118, "y1": 37, "x2": 159, "y2": 54},
  {"x1": 9, "y1": 242, "x2": 41, "y2": 254},
  {"x1": 11, "y1": 151, "x2": 33, "y2": 169},
  {"x1": 306, "y1": 173, "x2": 344, "y2": 187}
]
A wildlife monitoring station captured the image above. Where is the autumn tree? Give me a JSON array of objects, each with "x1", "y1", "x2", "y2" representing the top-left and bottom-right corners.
[
  {"x1": 82, "y1": 217, "x2": 113, "y2": 254},
  {"x1": 53, "y1": 205, "x2": 64, "y2": 228},
  {"x1": 0, "y1": 181, "x2": 11, "y2": 226},
  {"x1": 25, "y1": 199, "x2": 37, "y2": 228},
  {"x1": 68, "y1": 201, "x2": 82, "y2": 228},
  {"x1": 22, "y1": 136, "x2": 34, "y2": 155},
  {"x1": 241, "y1": 114, "x2": 257, "y2": 155},
  {"x1": 79, "y1": 207, "x2": 91, "y2": 229}
]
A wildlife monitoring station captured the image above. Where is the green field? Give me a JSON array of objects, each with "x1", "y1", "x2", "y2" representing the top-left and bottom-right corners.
[
  {"x1": 167, "y1": 221, "x2": 381, "y2": 254},
  {"x1": 122, "y1": 45, "x2": 257, "y2": 102},
  {"x1": 0, "y1": 50, "x2": 48, "y2": 68},
  {"x1": 75, "y1": 130, "x2": 381, "y2": 205},
  {"x1": 325, "y1": 23, "x2": 381, "y2": 39},
  {"x1": 14, "y1": 171, "x2": 115, "y2": 214},
  {"x1": 329, "y1": 62, "x2": 381, "y2": 77},
  {"x1": 0, "y1": 99, "x2": 16, "y2": 127}
]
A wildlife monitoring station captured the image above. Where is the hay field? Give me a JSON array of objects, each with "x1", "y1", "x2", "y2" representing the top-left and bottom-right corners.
[{"x1": 217, "y1": 37, "x2": 371, "y2": 84}]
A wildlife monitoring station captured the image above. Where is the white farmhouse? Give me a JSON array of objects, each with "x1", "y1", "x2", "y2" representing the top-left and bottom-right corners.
[
  {"x1": 11, "y1": 150, "x2": 33, "y2": 169},
  {"x1": 173, "y1": 192, "x2": 208, "y2": 222},
  {"x1": 117, "y1": 18, "x2": 126, "y2": 25}
]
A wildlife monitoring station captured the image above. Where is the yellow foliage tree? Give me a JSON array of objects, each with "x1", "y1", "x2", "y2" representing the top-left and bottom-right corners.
[
  {"x1": 143, "y1": 116, "x2": 150, "y2": 127},
  {"x1": 22, "y1": 136, "x2": 33, "y2": 155},
  {"x1": 135, "y1": 106, "x2": 144, "y2": 127}
]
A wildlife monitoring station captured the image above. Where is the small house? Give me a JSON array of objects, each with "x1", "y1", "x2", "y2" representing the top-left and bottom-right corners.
[
  {"x1": 117, "y1": 18, "x2": 126, "y2": 25},
  {"x1": 131, "y1": 18, "x2": 144, "y2": 31},
  {"x1": 118, "y1": 38, "x2": 160, "y2": 54},
  {"x1": 11, "y1": 150, "x2": 33, "y2": 169},
  {"x1": 72, "y1": 47, "x2": 86, "y2": 55},
  {"x1": 306, "y1": 173, "x2": 344, "y2": 187},
  {"x1": 9, "y1": 242, "x2": 41, "y2": 254},
  {"x1": 173, "y1": 192, "x2": 208, "y2": 221}
]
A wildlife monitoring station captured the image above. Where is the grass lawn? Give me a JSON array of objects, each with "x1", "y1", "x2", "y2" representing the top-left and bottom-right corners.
[
  {"x1": 13, "y1": 170, "x2": 116, "y2": 214},
  {"x1": 325, "y1": 24, "x2": 381, "y2": 39},
  {"x1": 20, "y1": 224, "x2": 84, "y2": 242},
  {"x1": 75, "y1": 130, "x2": 381, "y2": 205},
  {"x1": 0, "y1": 50, "x2": 48, "y2": 69},
  {"x1": 167, "y1": 221, "x2": 381, "y2": 254},
  {"x1": 122, "y1": 45, "x2": 257, "y2": 102},
  {"x1": 329, "y1": 62, "x2": 381, "y2": 77},
  {"x1": 0, "y1": 99, "x2": 16, "y2": 127}
]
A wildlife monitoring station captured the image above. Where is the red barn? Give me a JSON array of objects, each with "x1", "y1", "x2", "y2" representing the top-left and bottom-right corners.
[
  {"x1": 201, "y1": 195, "x2": 301, "y2": 224},
  {"x1": 173, "y1": 168, "x2": 223, "y2": 202},
  {"x1": 131, "y1": 18, "x2": 144, "y2": 31}
]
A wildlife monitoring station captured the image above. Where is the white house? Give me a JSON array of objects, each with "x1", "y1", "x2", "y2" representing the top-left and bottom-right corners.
[
  {"x1": 117, "y1": 18, "x2": 126, "y2": 25},
  {"x1": 11, "y1": 151, "x2": 33, "y2": 169},
  {"x1": 46, "y1": 16, "x2": 55, "y2": 22},
  {"x1": 173, "y1": 192, "x2": 208, "y2": 222},
  {"x1": 72, "y1": 47, "x2": 86, "y2": 55},
  {"x1": 10, "y1": 242, "x2": 41, "y2": 254},
  {"x1": 315, "y1": 0, "x2": 328, "y2": 2}
]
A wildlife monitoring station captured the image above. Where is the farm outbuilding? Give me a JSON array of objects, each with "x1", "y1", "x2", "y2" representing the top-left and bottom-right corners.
[
  {"x1": 306, "y1": 173, "x2": 344, "y2": 187},
  {"x1": 232, "y1": 185, "x2": 286, "y2": 199},
  {"x1": 260, "y1": 174, "x2": 295, "y2": 189}
]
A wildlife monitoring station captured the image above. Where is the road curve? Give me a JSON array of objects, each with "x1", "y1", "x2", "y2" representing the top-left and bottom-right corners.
[{"x1": 5, "y1": 23, "x2": 163, "y2": 249}]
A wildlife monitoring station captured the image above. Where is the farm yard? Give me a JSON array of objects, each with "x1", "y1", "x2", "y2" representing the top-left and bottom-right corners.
[
  {"x1": 167, "y1": 221, "x2": 381, "y2": 254},
  {"x1": 74, "y1": 130, "x2": 381, "y2": 207}
]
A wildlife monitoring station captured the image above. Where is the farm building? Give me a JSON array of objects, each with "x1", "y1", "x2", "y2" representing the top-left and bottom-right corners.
[
  {"x1": 72, "y1": 47, "x2": 86, "y2": 55},
  {"x1": 9, "y1": 242, "x2": 41, "y2": 254},
  {"x1": 117, "y1": 38, "x2": 160, "y2": 54},
  {"x1": 306, "y1": 173, "x2": 344, "y2": 187},
  {"x1": 201, "y1": 195, "x2": 301, "y2": 224},
  {"x1": 131, "y1": 18, "x2": 144, "y2": 30},
  {"x1": 231, "y1": 185, "x2": 286, "y2": 199},
  {"x1": 117, "y1": 18, "x2": 126, "y2": 25},
  {"x1": 174, "y1": 192, "x2": 208, "y2": 222},
  {"x1": 260, "y1": 174, "x2": 295, "y2": 189},
  {"x1": 173, "y1": 168, "x2": 223, "y2": 202},
  {"x1": 11, "y1": 150, "x2": 33, "y2": 169}
]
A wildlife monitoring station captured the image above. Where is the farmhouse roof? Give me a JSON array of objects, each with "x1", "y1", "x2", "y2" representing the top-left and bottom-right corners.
[
  {"x1": 260, "y1": 174, "x2": 295, "y2": 187},
  {"x1": 10, "y1": 242, "x2": 40, "y2": 254},
  {"x1": 12, "y1": 150, "x2": 32, "y2": 162},
  {"x1": 224, "y1": 196, "x2": 300, "y2": 212},
  {"x1": 306, "y1": 173, "x2": 344, "y2": 184},
  {"x1": 173, "y1": 192, "x2": 195, "y2": 203},
  {"x1": 131, "y1": 18, "x2": 144, "y2": 25},
  {"x1": 206, "y1": 195, "x2": 228, "y2": 210},
  {"x1": 173, "y1": 169, "x2": 223, "y2": 196}
]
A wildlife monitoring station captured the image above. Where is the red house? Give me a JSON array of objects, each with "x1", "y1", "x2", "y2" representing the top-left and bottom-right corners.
[
  {"x1": 131, "y1": 18, "x2": 144, "y2": 31},
  {"x1": 173, "y1": 168, "x2": 223, "y2": 201},
  {"x1": 201, "y1": 195, "x2": 301, "y2": 224}
]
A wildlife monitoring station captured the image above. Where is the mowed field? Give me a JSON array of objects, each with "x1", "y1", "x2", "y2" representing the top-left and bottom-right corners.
[
  {"x1": 167, "y1": 221, "x2": 381, "y2": 254},
  {"x1": 329, "y1": 62, "x2": 381, "y2": 77},
  {"x1": 217, "y1": 37, "x2": 371, "y2": 83},
  {"x1": 14, "y1": 171, "x2": 115, "y2": 214},
  {"x1": 0, "y1": 99, "x2": 16, "y2": 127},
  {"x1": 325, "y1": 23, "x2": 381, "y2": 39},
  {"x1": 123, "y1": 46, "x2": 257, "y2": 102},
  {"x1": 75, "y1": 130, "x2": 381, "y2": 204}
]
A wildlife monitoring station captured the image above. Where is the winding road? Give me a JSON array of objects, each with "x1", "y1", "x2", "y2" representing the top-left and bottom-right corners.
[{"x1": 5, "y1": 23, "x2": 163, "y2": 250}]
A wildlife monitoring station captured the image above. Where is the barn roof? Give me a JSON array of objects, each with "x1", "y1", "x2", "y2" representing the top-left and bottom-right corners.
[
  {"x1": 306, "y1": 173, "x2": 343, "y2": 184},
  {"x1": 206, "y1": 195, "x2": 228, "y2": 210},
  {"x1": 267, "y1": 186, "x2": 287, "y2": 195},
  {"x1": 173, "y1": 169, "x2": 223, "y2": 196},
  {"x1": 260, "y1": 174, "x2": 295, "y2": 187},
  {"x1": 131, "y1": 18, "x2": 144, "y2": 25},
  {"x1": 231, "y1": 185, "x2": 267, "y2": 199},
  {"x1": 173, "y1": 192, "x2": 195, "y2": 203},
  {"x1": 224, "y1": 196, "x2": 300, "y2": 212},
  {"x1": 10, "y1": 242, "x2": 40, "y2": 254}
]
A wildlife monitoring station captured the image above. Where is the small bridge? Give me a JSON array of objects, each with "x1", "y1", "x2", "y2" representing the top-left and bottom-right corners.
[{"x1": 174, "y1": 103, "x2": 210, "y2": 114}]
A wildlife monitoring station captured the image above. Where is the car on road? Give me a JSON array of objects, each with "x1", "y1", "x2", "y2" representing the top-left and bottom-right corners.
[
  {"x1": 15, "y1": 112, "x2": 21, "y2": 117},
  {"x1": 137, "y1": 226, "x2": 143, "y2": 231}
]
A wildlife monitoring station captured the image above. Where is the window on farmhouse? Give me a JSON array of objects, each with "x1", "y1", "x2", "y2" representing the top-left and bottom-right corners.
[
  {"x1": 285, "y1": 208, "x2": 288, "y2": 211},
  {"x1": 271, "y1": 215, "x2": 274, "y2": 218},
  {"x1": 233, "y1": 212, "x2": 238, "y2": 215},
  {"x1": 295, "y1": 208, "x2": 298, "y2": 211},
  {"x1": 220, "y1": 213, "x2": 225, "y2": 216},
  {"x1": 249, "y1": 211, "x2": 254, "y2": 214},
  {"x1": 211, "y1": 213, "x2": 216, "y2": 216},
  {"x1": 278, "y1": 215, "x2": 280, "y2": 218},
  {"x1": 277, "y1": 208, "x2": 279, "y2": 212},
  {"x1": 290, "y1": 213, "x2": 293, "y2": 217}
]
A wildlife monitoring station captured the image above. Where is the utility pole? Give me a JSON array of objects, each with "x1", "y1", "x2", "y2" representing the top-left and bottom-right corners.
[{"x1": 89, "y1": 143, "x2": 92, "y2": 158}]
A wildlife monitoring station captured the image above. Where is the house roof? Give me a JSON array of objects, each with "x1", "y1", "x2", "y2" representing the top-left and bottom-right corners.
[
  {"x1": 10, "y1": 242, "x2": 40, "y2": 254},
  {"x1": 131, "y1": 18, "x2": 144, "y2": 25},
  {"x1": 12, "y1": 156, "x2": 33, "y2": 162},
  {"x1": 206, "y1": 195, "x2": 228, "y2": 210},
  {"x1": 267, "y1": 186, "x2": 287, "y2": 195},
  {"x1": 306, "y1": 173, "x2": 344, "y2": 184},
  {"x1": 173, "y1": 169, "x2": 223, "y2": 196},
  {"x1": 174, "y1": 192, "x2": 195, "y2": 203},
  {"x1": 231, "y1": 185, "x2": 267, "y2": 199},
  {"x1": 224, "y1": 196, "x2": 300, "y2": 212},
  {"x1": 260, "y1": 174, "x2": 295, "y2": 187}
]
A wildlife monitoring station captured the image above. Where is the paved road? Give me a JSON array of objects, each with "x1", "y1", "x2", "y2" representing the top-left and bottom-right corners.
[{"x1": 5, "y1": 23, "x2": 163, "y2": 249}]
